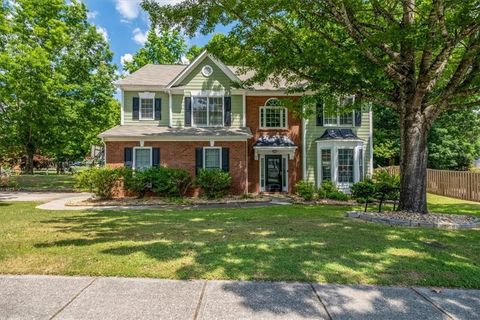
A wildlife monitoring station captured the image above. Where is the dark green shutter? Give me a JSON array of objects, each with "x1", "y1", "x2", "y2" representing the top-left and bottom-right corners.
[
  {"x1": 355, "y1": 108, "x2": 362, "y2": 126},
  {"x1": 154, "y1": 98, "x2": 162, "y2": 120},
  {"x1": 185, "y1": 97, "x2": 192, "y2": 127},
  {"x1": 222, "y1": 148, "x2": 230, "y2": 172},
  {"x1": 224, "y1": 97, "x2": 231, "y2": 126},
  {"x1": 316, "y1": 102, "x2": 323, "y2": 126},
  {"x1": 152, "y1": 148, "x2": 160, "y2": 167},
  {"x1": 124, "y1": 147, "x2": 133, "y2": 168},
  {"x1": 195, "y1": 147, "x2": 203, "y2": 175},
  {"x1": 132, "y1": 97, "x2": 139, "y2": 120}
]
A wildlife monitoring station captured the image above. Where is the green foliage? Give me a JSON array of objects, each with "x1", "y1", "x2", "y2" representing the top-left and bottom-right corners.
[
  {"x1": 295, "y1": 180, "x2": 316, "y2": 201},
  {"x1": 317, "y1": 181, "x2": 349, "y2": 201},
  {"x1": 195, "y1": 169, "x2": 232, "y2": 199},
  {"x1": 0, "y1": 0, "x2": 118, "y2": 172},
  {"x1": 123, "y1": 27, "x2": 187, "y2": 73},
  {"x1": 351, "y1": 180, "x2": 377, "y2": 212},
  {"x1": 373, "y1": 170, "x2": 401, "y2": 212},
  {"x1": 75, "y1": 167, "x2": 121, "y2": 199}
]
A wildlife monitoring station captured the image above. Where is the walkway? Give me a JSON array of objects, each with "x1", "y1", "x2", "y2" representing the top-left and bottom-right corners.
[{"x1": 0, "y1": 275, "x2": 478, "y2": 319}]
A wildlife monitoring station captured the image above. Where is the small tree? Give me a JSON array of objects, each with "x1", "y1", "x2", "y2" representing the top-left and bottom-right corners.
[
  {"x1": 351, "y1": 180, "x2": 377, "y2": 212},
  {"x1": 373, "y1": 170, "x2": 400, "y2": 212}
]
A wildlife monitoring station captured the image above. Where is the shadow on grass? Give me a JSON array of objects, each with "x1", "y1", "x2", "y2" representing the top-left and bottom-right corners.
[{"x1": 34, "y1": 205, "x2": 480, "y2": 289}]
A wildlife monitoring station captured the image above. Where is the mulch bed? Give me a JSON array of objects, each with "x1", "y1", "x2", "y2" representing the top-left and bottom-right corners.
[
  {"x1": 66, "y1": 195, "x2": 272, "y2": 207},
  {"x1": 347, "y1": 210, "x2": 480, "y2": 229}
]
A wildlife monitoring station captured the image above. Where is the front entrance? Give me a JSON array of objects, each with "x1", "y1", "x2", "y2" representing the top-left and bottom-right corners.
[{"x1": 265, "y1": 155, "x2": 282, "y2": 192}]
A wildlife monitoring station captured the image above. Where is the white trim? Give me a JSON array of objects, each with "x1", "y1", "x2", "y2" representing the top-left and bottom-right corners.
[
  {"x1": 201, "y1": 65, "x2": 213, "y2": 77},
  {"x1": 242, "y1": 92, "x2": 246, "y2": 127},
  {"x1": 302, "y1": 108, "x2": 307, "y2": 180},
  {"x1": 132, "y1": 147, "x2": 153, "y2": 170},
  {"x1": 168, "y1": 91, "x2": 172, "y2": 127},
  {"x1": 322, "y1": 109, "x2": 355, "y2": 127},
  {"x1": 139, "y1": 96, "x2": 155, "y2": 121},
  {"x1": 253, "y1": 146, "x2": 297, "y2": 160},
  {"x1": 245, "y1": 140, "x2": 248, "y2": 194},
  {"x1": 167, "y1": 50, "x2": 240, "y2": 88},
  {"x1": 138, "y1": 92, "x2": 155, "y2": 99},
  {"x1": 103, "y1": 139, "x2": 107, "y2": 166},
  {"x1": 258, "y1": 154, "x2": 289, "y2": 192},
  {"x1": 202, "y1": 147, "x2": 222, "y2": 170},
  {"x1": 120, "y1": 89, "x2": 124, "y2": 125},
  {"x1": 317, "y1": 147, "x2": 333, "y2": 188},
  {"x1": 190, "y1": 90, "x2": 225, "y2": 97},
  {"x1": 103, "y1": 135, "x2": 250, "y2": 142},
  {"x1": 369, "y1": 103, "x2": 374, "y2": 176}
]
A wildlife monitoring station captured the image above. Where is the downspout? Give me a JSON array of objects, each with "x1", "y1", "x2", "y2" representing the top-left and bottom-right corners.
[
  {"x1": 242, "y1": 92, "x2": 246, "y2": 127},
  {"x1": 302, "y1": 106, "x2": 307, "y2": 181},
  {"x1": 168, "y1": 90, "x2": 173, "y2": 127},
  {"x1": 369, "y1": 103, "x2": 374, "y2": 176},
  {"x1": 102, "y1": 138, "x2": 107, "y2": 167},
  {"x1": 245, "y1": 140, "x2": 249, "y2": 194},
  {"x1": 120, "y1": 89, "x2": 124, "y2": 125}
]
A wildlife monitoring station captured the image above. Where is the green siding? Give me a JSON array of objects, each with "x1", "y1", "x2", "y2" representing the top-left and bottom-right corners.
[
  {"x1": 123, "y1": 91, "x2": 169, "y2": 126},
  {"x1": 304, "y1": 108, "x2": 372, "y2": 186},
  {"x1": 179, "y1": 57, "x2": 234, "y2": 93}
]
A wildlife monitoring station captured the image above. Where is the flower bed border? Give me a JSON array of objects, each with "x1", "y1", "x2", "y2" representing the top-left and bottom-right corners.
[{"x1": 347, "y1": 211, "x2": 480, "y2": 229}]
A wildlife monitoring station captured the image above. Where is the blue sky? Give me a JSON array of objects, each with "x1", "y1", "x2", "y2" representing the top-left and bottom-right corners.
[{"x1": 82, "y1": 0, "x2": 229, "y2": 72}]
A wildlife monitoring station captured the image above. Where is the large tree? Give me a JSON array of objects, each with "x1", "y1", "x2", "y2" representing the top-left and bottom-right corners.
[
  {"x1": 143, "y1": 0, "x2": 480, "y2": 213},
  {"x1": 0, "y1": 0, "x2": 118, "y2": 173}
]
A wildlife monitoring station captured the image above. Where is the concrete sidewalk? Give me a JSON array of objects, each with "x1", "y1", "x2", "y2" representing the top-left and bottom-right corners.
[{"x1": 0, "y1": 275, "x2": 478, "y2": 319}]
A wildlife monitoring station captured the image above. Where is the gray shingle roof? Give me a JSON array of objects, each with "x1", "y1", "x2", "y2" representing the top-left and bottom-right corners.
[
  {"x1": 116, "y1": 64, "x2": 301, "y2": 91},
  {"x1": 253, "y1": 135, "x2": 296, "y2": 147},
  {"x1": 99, "y1": 125, "x2": 252, "y2": 139}
]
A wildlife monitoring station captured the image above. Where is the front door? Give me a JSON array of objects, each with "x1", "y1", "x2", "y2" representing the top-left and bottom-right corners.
[{"x1": 265, "y1": 155, "x2": 282, "y2": 192}]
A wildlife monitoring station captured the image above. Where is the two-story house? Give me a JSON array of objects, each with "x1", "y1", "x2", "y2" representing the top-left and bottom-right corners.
[{"x1": 100, "y1": 51, "x2": 373, "y2": 194}]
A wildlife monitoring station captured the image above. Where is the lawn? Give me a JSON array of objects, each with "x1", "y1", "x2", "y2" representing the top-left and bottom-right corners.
[
  {"x1": 0, "y1": 195, "x2": 478, "y2": 288},
  {"x1": 6, "y1": 174, "x2": 76, "y2": 191}
]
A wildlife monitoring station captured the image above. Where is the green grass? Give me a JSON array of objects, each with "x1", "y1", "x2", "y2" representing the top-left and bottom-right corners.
[
  {"x1": 6, "y1": 174, "x2": 76, "y2": 191},
  {"x1": 0, "y1": 195, "x2": 478, "y2": 288}
]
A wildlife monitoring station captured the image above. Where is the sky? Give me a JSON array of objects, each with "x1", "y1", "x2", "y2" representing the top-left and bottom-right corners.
[{"x1": 82, "y1": 0, "x2": 230, "y2": 72}]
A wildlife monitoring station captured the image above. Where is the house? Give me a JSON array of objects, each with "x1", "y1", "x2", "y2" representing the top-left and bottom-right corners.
[{"x1": 99, "y1": 51, "x2": 373, "y2": 194}]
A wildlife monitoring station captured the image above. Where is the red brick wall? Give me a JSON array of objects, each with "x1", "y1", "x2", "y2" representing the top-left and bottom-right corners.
[
  {"x1": 105, "y1": 140, "x2": 248, "y2": 195},
  {"x1": 246, "y1": 96, "x2": 302, "y2": 193}
]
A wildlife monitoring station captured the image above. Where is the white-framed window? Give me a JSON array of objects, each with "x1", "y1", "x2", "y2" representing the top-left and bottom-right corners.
[
  {"x1": 259, "y1": 98, "x2": 287, "y2": 129},
  {"x1": 133, "y1": 147, "x2": 152, "y2": 170},
  {"x1": 320, "y1": 149, "x2": 332, "y2": 182},
  {"x1": 140, "y1": 98, "x2": 154, "y2": 120},
  {"x1": 192, "y1": 96, "x2": 224, "y2": 127},
  {"x1": 203, "y1": 147, "x2": 222, "y2": 170},
  {"x1": 323, "y1": 109, "x2": 354, "y2": 126},
  {"x1": 338, "y1": 148, "x2": 354, "y2": 183}
]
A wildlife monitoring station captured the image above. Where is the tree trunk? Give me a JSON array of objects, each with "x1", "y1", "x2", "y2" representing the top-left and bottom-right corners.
[
  {"x1": 398, "y1": 112, "x2": 429, "y2": 213},
  {"x1": 25, "y1": 144, "x2": 35, "y2": 175}
]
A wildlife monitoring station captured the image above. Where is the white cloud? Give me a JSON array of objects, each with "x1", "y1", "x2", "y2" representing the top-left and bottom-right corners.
[
  {"x1": 115, "y1": 0, "x2": 184, "y2": 20},
  {"x1": 132, "y1": 28, "x2": 148, "y2": 45},
  {"x1": 120, "y1": 53, "x2": 134, "y2": 67},
  {"x1": 87, "y1": 10, "x2": 98, "y2": 19},
  {"x1": 96, "y1": 26, "x2": 109, "y2": 41}
]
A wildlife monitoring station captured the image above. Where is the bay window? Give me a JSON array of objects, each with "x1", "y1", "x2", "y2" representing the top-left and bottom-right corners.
[
  {"x1": 338, "y1": 149, "x2": 354, "y2": 183},
  {"x1": 320, "y1": 149, "x2": 332, "y2": 181}
]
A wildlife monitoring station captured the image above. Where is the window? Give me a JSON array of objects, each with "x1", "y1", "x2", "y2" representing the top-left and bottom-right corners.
[
  {"x1": 140, "y1": 98, "x2": 154, "y2": 120},
  {"x1": 321, "y1": 149, "x2": 332, "y2": 181},
  {"x1": 359, "y1": 148, "x2": 364, "y2": 181},
  {"x1": 202, "y1": 65, "x2": 213, "y2": 77},
  {"x1": 134, "y1": 148, "x2": 152, "y2": 170},
  {"x1": 338, "y1": 149, "x2": 354, "y2": 183},
  {"x1": 203, "y1": 148, "x2": 221, "y2": 170},
  {"x1": 260, "y1": 157, "x2": 265, "y2": 188},
  {"x1": 260, "y1": 99, "x2": 287, "y2": 129},
  {"x1": 192, "y1": 97, "x2": 223, "y2": 127},
  {"x1": 323, "y1": 109, "x2": 354, "y2": 126}
]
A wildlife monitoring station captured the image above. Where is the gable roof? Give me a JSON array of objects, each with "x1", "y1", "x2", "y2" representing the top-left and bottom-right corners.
[{"x1": 116, "y1": 51, "x2": 301, "y2": 91}]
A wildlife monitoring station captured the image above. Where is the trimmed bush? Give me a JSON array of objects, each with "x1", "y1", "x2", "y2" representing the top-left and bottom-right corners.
[
  {"x1": 318, "y1": 180, "x2": 349, "y2": 201},
  {"x1": 195, "y1": 169, "x2": 232, "y2": 199},
  {"x1": 373, "y1": 170, "x2": 400, "y2": 212},
  {"x1": 295, "y1": 180, "x2": 316, "y2": 201},
  {"x1": 351, "y1": 179, "x2": 376, "y2": 212},
  {"x1": 75, "y1": 167, "x2": 122, "y2": 199},
  {"x1": 122, "y1": 167, "x2": 192, "y2": 198}
]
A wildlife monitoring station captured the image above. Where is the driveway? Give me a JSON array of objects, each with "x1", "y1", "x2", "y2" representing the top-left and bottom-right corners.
[{"x1": 0, "y1": 275, "x2": 478, "y2": 319}]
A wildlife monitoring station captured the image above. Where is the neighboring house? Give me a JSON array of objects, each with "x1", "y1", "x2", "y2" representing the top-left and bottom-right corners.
[{"x1": 99, "y1": 51, "x2": 373, "y2": 194}]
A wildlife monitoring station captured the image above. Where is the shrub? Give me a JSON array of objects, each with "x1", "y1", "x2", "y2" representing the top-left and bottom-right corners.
[
  {"x1": 295, "y1": 180, "x2": 316, "y2": 201},
  {"x1": 195, "y1": 169, "x2": 232, "y2": 199},
  {"x1": 0, "y1": 167, "x2": 14, "y2": 188},
  {"x1": 75, "y1": 167, "x2": 121, "y2": 199},
  {"x1": 318, "y1": 181, "x2": 349, "y2": 201},
  {"x1": 351, "y1": 179, "x2": 377, "y2": 212},
  {"x1": 373, "y1": 170, "x2": 400, "y2": 212}
]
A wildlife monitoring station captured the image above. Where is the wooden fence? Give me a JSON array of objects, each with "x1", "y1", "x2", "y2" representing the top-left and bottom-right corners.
[{"x1": 377, "y1": 166, "x2": 480, "y2": 202}]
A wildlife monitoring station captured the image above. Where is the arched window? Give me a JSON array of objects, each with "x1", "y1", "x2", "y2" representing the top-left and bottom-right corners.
[{"x1": 260, "y1": 98, "x2": 287, "y2": 129}]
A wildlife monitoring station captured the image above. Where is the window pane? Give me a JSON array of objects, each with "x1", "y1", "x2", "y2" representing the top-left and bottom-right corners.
[
  {"x1": 324, "y1": 111, "x2": 337, "y2": 125},
  {"x1": 193, "y1": 97, "x2": 208, "y2": 126},
  {"x1": 141, "y1": 99, "x2": 154, "y2": 119},
  {"x1": 321, "y1": 149, "x2": 331, "y2": 181},
  {"x1": 339, "y1": 112, "x2": 353, "y2": 125},
  {"x1": 208, "y1": 97, "x2": 223, "y2": 126},
  {"x1": 263, "y1": 107, "x2": 285, "y2": 128},
  {"x1": 135, "y1": 148, "x2": 151, "y2": 170},
  {"x1": 204, "y1": 148, "x2": 221, "y2": 170},
  {"x1": 338, "y1": 149, "x2": 354, "y2": 183},
  {"x1": 359, "y1": 148, "x2": 364, "y2": 181},
  {"x1": 282, "y1": 157, "x2": 287, "y2": 188},
  {"x1": 260, "y1": 157, "x2": 265, "y2": 188}
]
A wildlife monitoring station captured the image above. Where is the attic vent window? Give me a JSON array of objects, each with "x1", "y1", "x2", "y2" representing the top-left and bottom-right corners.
[{"x1": 202, "y1": 65, "x2": 213, "y2": 77}]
